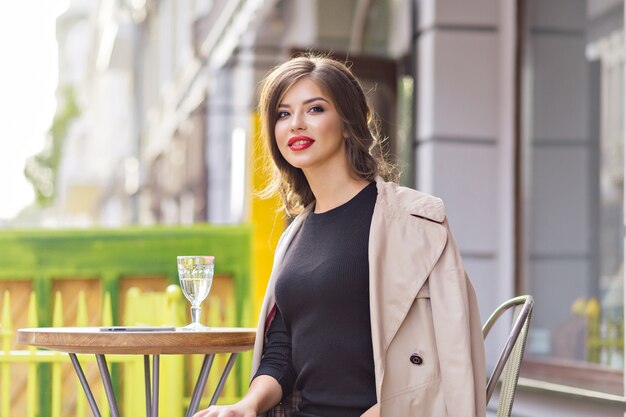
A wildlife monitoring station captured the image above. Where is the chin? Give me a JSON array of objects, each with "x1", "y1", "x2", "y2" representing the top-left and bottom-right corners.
[{"x1": 285, "y1": 158, "x2": 314, "y2": 170}]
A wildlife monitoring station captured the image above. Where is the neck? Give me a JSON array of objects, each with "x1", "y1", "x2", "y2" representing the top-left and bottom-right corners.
[{"x1": 303, "y1": 168, "x2": 370, "y2": 213}]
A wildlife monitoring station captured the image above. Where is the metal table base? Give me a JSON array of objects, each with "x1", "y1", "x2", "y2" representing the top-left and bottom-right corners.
[{"x1": 68, "y1": 352, "x2": 239, "y2": 417}]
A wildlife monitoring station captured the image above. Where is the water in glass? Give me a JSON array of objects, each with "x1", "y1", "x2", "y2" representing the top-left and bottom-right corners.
[{"x1": 177, "y1": 255, "x2": 214, "y2": 330}]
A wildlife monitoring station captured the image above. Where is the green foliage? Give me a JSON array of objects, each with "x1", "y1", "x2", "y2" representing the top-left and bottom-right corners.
[{"x1": 24, "y1": 85, "x2": 80, "y2": 206}]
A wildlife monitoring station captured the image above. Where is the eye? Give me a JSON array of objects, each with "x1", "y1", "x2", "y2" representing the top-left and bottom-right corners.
[
  {"x1": 308, "y1": 105, "x2": 324, "y2": 113},
  {"x1": 277, "y1": 111, "x2": 290, "y2": 119}
]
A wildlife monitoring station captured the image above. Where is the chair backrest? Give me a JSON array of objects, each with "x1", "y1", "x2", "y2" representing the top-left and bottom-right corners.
[{"x1": 482, "y1": 295, "x2": 534, "y2": 417}]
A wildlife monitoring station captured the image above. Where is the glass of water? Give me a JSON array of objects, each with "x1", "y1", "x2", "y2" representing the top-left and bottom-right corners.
[{"x1": 177, "y1": 255, "x2": 214, "y2": 330}]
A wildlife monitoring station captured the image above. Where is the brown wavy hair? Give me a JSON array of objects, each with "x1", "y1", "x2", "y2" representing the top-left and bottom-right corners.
[{"x1": 258, "y1": 54, "x2": 396, "y2": 217}]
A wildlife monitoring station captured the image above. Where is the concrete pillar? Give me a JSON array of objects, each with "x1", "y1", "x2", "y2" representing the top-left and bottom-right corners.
[
  {"x1": 414, "y1": 0, "x2": 502, "y2": 323},
  {"x1": 206, "y1": 67, "x2": 234, "y2": 223}
]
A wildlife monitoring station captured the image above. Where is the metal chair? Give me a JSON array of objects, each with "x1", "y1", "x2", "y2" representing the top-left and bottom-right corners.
[{"x1": 482, "y1": 295, "x2": 534, "y2": 417}]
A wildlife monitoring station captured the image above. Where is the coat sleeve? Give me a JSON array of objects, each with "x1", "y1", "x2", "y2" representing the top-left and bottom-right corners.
[{"x1": 429, "y1": 218, "x2": 487, "y2": 417}]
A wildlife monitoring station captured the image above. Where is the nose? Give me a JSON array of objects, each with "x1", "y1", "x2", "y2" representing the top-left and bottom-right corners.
[{"x1": 290, "y1": 110, "x2": 306, "y2": 132}]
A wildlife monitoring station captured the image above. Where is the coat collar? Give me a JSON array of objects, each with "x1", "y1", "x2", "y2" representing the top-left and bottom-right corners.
[
  {"x1": 373, "y1": 177, "x2": 445, "y2": 223},
  {"x1": 368, "y1": 178, "x2": 448, "y2": 398}
]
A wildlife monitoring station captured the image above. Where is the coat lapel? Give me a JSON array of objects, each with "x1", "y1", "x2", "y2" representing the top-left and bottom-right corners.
[{"x1": 368, "y1": 179, "x2": 448, "y2": 399}]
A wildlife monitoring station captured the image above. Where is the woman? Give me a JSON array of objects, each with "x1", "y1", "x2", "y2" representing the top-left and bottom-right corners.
[{"x1": 195, "y1": 55, "x2": 486, "y2": 417}]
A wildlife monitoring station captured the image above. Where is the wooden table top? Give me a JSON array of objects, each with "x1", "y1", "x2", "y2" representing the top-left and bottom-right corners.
[{"x1": 17, "y1": 327, "x2": 256, "y2": 355}]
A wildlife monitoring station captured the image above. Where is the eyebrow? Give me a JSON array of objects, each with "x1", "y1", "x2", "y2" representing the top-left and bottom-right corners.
[{"x1": 277, "y1": 97, "x2": 329, "y2": 108}]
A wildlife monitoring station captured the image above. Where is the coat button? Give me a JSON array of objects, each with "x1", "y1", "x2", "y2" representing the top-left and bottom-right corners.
[{"x1": 410, "y1": 353, "x2": 423, "y2": 365}]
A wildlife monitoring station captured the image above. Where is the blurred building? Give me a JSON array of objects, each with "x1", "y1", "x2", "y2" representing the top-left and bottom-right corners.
[
  {"x1": 51, "y1": 0, "x2": 624, "y2": 416},
  {"x1": 52, "y1": 0, "x2": 137, "y2": 226}
]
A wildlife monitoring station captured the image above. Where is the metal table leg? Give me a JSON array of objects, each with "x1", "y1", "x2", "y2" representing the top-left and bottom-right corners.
[
  {"x1": 71, "y1": 351, "x2": 238, "y2": 417},
  {"x1": 144, "y1": 355, "x2": 152, "y2": 417},
  {"x1": 209, "y1": 353, "x2": 238, "y2": 406},
  {"x1": 96, "y1": 354, "x2": 121, "y2": 417},
  {"x1": 152, "y1": 354, "x2": 160, "y2": 417},
  {"x1": 186, "y1": 354, "x2": 215, "y2": 417},
  {"x1": 69, "y1": 353, "x2": 102, "y2": 417}
]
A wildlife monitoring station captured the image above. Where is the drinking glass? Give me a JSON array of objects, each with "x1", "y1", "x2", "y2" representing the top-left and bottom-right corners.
[{"x1": 177, "y1": 255, "x2": 214, "y2": 330}]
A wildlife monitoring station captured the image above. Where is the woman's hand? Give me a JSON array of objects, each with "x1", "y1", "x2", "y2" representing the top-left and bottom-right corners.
[
  {"x1": 193, "y1": 375, "x2": 282, "y2": 417},
  {"x1": 192, "y1": 403, "x2": 256, "y2": 417},
  {"x1": 360, "y1": 403, "x2": 380, "y2": 417}
]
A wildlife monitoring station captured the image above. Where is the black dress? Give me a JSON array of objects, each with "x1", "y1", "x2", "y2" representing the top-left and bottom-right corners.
[{"x1": 254, "y1": 182, "x2": 378, "y2": 417}]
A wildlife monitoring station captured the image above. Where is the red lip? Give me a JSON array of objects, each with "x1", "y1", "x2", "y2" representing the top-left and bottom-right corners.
[
  {"x1": 288, "y1": 135, "x2": 314, "y2": 146},
  {"x1": 288, "y1": 135, "x2": 315, "y2": 151}
]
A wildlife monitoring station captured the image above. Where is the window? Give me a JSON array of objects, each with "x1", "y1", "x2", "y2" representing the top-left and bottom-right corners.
[{"x1": 520, "y1": 0, "x2": 624, "y2": 394}]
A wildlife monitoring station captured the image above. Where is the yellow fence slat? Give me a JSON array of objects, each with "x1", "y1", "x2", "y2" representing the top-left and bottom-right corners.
[
  {"x1": 102, "y1": 292, "x2": 113, "y2": 327},
  {"x1": 77, "y1": 291, "x2": 87, "y2": 326},
  {"x1": 100, "y1": 292, "x2": 112, "y2": 417},
  {"x1": 171, "y1": 285, "x2": 187, "y2": 413},
  {"x1": 161, "y1": 286, "x2": 184, "y2": 416},
  {"x1": 51, "y1": 292, "x2": 63, "y2": 417},
  {"x1": 1, "y1": 291, "x2": 11, "y2": 417},
  {"x1": 27, "y1": 292, "x2": 38, "y2": 417},
  {"x1": 76, "y1": 291, "x2": 87, "y2": 417},
  {"x1": 123, "y1": 287, "x2": 147, "y2": 417}
]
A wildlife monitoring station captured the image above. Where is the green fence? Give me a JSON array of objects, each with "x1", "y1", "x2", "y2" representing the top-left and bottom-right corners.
[
  {"x1": 0, "y1": 224, "x2": 252, "y2": 327},
  {"x1": 0, "y1": 225, "x2": 254, "y2": 416}
]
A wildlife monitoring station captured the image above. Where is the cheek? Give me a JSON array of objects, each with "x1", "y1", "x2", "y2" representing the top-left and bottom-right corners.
[
  {"x1": 273, "y1": 130, "x2": 289, "y2": 159},
  {"x1": 274, "y1": 122, "x2": 287, "y2": 144},
  {"x1": 276, "y1": 141, "x2": 288, "y2": 160}
]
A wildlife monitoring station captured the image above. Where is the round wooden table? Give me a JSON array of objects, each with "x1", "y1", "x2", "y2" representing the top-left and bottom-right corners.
[{"x1": 18, "y1": 327, "x2": 256, "y2": 417}]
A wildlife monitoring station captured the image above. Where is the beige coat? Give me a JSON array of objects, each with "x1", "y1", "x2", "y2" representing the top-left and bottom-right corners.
[{"x1": 251, "y1": 178, "x2": 486, "y2": 417}]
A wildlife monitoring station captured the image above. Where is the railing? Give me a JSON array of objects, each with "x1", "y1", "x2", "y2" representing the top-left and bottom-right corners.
[
  {"x1": 1, "y1": 286, "x2": 252, "y2": 417},
  {"x1": 571, "y1": 297, "x2": 624, "y2": 367}
]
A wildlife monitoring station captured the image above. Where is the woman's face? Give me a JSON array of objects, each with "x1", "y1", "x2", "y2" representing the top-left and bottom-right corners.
[{"x1": 274, "y1": 77, "x2": 347, "y2": 175}]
